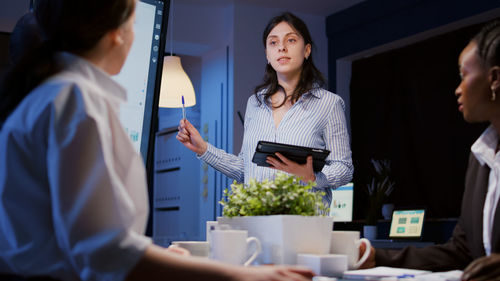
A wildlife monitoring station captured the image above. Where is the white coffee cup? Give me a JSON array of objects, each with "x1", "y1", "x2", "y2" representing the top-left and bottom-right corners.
[
  {"x1": 171, "y1": 241, "x2": 209, "y2": 257},
  {"x1": 297, "y1": 253, "x2": 348, "y2": 277},
  {"x1": 330, "y1": 231, "x2": 371, "y2": 270},
  {"x1": 210, "y1": 229, "x2": 261, "y2": 266},
  {"x1": 206, "y1": 220, "x2": 230, "y2": 243}
]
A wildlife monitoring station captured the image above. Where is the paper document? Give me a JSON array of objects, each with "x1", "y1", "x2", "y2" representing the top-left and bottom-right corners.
[
  {"x1": 416, "y1": 270, "x2": 462, "y2": 281},
  {"x1": 343, "y1": 266, "x2": 430, "y2": 279}
]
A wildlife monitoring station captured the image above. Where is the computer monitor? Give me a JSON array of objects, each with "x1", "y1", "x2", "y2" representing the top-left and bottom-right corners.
[
  {"x1": 330, "y1": 182, "x2": 354, "y2": 222},
  {"x1": 113, "y1": 0, "x2": 169, "y2": 170}
]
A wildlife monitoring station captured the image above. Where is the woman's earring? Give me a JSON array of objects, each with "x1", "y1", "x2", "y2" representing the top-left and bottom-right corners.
[{"x1": 492, "y1": 87, "x2": 497, "y2": 102}]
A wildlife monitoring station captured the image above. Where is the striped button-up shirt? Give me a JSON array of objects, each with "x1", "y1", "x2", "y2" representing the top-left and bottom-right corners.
[{"x1": 199, "y1": 87, "x2": 353, "y2": 205}]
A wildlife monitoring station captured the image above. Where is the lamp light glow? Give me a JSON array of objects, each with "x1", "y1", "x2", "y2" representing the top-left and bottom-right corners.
[{"x1": 158, "y1": 55, "x2": 196, "y2": 108}]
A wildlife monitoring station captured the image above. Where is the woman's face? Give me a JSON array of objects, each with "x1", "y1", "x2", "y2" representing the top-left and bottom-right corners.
[
  {"x1": 455, "y1": 42, "x2": 491, "y2": 123},
  {"x1": 265, "y1": 21, "x2": 311, "y2": 81}
]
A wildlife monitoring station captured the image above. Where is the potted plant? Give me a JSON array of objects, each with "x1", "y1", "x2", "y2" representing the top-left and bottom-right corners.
[
  {"x1": 218, "y1": 173, "x2": 333, "y2": 265},
  {"x1": 364, "y1": 159, "x2": 395, "y2": 239}
]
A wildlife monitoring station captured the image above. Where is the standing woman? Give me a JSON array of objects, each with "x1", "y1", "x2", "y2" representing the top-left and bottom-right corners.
[
  {"x1": 177, "y1": 12, "x2": 353, "y2": 205},
  {"x1": 0, "y1": 1, "x2": 314, "y2": 280}
]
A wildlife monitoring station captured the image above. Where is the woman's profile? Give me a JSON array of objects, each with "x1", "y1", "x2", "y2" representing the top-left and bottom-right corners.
[{"x1": 0, "y1": 1, "x2": 314, "y2": 280}]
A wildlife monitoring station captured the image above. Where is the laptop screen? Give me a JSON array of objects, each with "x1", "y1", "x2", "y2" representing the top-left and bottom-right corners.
[{"x1": 389, "y1": 209, "x2": 425, "y2": 239}]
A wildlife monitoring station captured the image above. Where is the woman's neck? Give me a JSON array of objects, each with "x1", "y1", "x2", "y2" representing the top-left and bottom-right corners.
[
  {"x1": 491, "y1": 116, "x2": 500, "y2": 137},
  {"x1": 277, "y1": 72, "x2": 300, "y2": 96}
]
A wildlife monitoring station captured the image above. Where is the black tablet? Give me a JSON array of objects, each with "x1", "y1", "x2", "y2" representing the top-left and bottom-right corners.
[{"x1": 251, "y1": 141, "x2": 330, "y2": 172}]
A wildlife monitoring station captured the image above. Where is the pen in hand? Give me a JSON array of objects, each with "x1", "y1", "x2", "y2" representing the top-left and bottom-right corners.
[{"x1": 182, "y1": 95, "x2": 186, "y2": 120}]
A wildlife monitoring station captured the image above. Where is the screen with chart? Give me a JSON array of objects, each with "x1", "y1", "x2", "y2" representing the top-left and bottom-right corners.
[
  {"x1": 329, "y1": 182, "x2": 353, "y2": 222},
  {"x1": 389, "y1": 209, "x2": 425, "y2": 238},
  {"x1": 113, "y1": 0, "x2": 168, "y2": 164}
]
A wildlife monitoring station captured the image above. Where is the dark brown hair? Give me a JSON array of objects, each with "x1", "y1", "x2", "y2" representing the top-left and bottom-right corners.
[
  {"x1": 254, "y1": 12, "x2": 325, "y2": 108},
  {"x1": 0, "y1": 0, "x2": 136, "y2": 122},
  {"x1": 472, "y1": 20, "x2": 500, "y2": 68}
]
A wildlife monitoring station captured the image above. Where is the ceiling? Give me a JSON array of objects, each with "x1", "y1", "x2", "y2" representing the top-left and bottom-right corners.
[
  {"x1": 0, "y1": 0, "x2": 365, "y2": 32},
  {"x1": 176, "y1": 0, "x2": 365, "y2": 17}
]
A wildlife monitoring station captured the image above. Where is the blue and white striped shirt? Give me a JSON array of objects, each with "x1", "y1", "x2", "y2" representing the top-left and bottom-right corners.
[{"x1": 199, "y1": 87, "x2": 353, "y2": 205}]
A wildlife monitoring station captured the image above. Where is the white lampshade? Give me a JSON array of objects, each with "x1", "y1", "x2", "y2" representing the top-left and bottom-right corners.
[{"x1": 159, "y1": 55, "x2": 196, "y2": 108}]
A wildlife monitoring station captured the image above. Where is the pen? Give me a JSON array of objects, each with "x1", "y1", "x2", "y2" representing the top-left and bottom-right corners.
[{"x1": 181, "y1": 95, "x2": 186, "y2": 120}]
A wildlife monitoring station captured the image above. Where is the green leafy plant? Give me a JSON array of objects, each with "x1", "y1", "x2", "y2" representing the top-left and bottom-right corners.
[
  {"x1": 220, "y1": 173, "x2": 328, "y2": 217},
  {"x1": 365, "y1": 159, "x2": 395, "y2": 225}
]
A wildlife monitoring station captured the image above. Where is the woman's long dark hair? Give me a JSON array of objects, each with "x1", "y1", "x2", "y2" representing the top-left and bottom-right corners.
[
  {"x1": 254, "y1": 12, "x2": 325, "y2": 108},
  {"x1": 0, "y1": 0, "x2": 135, "y2": 122}
]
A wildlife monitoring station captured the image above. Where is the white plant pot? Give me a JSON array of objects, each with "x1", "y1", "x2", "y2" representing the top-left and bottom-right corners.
[{"x1": 218, "y1": 215, "x2": 333, "y2": 265}]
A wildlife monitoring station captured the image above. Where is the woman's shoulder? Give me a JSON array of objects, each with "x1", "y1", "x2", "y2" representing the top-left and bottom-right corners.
[
  {"x1": 247, "y1": 91, "x2": 266, "y2": 107},
  {"x1": 309, "y1": 87, "x2": 345, "y2": 106}
]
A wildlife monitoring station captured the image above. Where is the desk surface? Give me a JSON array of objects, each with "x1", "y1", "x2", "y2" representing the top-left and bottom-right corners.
[{"x1": 370, "y1": 240, "x2": 434, "y2": 249}]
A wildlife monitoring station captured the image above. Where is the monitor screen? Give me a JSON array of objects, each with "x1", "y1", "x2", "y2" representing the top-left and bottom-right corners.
[
  {"x1": 113, "y1": 0, "x2": 168, "y2": 164},
  {"x1": 389, "y1": 209, "x2": 425, "y2": 239},
  {"x1": 330, "y1": 182, "x2": 353, "y2": 222}
]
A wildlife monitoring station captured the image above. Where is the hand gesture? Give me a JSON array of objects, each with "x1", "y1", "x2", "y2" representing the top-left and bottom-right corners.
[
  {"x1": 266, "y1": 153, "x2": 315, "y2": 182},
  {"x1": 176, "y1": 119, "x2": 207, "y2": 155},
  {"x1": 166, "y1": 245, "x2": 191, "y2": 256},
  {"x1": 462, "y1": 253, "x2": 500, "y2": 281}
]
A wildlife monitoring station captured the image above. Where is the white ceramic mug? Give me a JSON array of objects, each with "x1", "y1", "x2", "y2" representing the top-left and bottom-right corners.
[
  {"x1": 171, "y1": 241, "x2": 209, "y2": 257},
  {"x1": 205, "y1": 220, "x2": 230, "y2": 243},
  {"x1": 330, "y1": 231, "x2": 371, "y2": 269},
  {"x1": 210, "y1": 229, "x2": 261, "y2": 266}
]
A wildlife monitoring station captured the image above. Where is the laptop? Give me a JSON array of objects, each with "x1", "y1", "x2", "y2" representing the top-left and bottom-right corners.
[
  {"x1": 388, "y1": 208, "x2": 426, "y2": 240},
  {"x1": 373, "y1": 208, "x2": 426, "y2": 242}
]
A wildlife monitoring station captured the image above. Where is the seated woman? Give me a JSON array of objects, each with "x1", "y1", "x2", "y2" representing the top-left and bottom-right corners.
[
  {"x1": 0, "y1": 1, "x2": 314, "y2": 280},
  {"x1": 359, "y1": 20, "x2": 500, "y2": 281}
]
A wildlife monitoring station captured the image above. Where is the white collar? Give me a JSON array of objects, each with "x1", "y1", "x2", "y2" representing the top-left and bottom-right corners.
[
  {"x1": 471, "y1": 125, "x2": 500, "y2": 168},
  {"x1": 57, "y1": 52, "x2": 127, "y2": 104}
]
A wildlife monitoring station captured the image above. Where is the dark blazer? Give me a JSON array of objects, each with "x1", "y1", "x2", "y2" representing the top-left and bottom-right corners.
[{"x1": 375, "y1": 153, "x2": 500, "y2": 271}]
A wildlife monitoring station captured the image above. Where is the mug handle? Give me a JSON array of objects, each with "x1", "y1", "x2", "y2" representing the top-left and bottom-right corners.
[
  {"x1": 353, "y1": 238, "x2": 372, "y2": 269},
  {"x1": 243, "y1": 237, "x2": 262, "y2": 267}
]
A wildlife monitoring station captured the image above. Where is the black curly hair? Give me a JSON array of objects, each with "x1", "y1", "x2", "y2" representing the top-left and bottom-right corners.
[{"x1": 472, "y1": 20, "x2": 500, "y2": 68}]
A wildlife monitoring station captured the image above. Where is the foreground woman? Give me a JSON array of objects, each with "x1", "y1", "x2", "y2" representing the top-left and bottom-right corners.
[{"x1": 0, "y1": 1, "x2": 314, "y2": 280}]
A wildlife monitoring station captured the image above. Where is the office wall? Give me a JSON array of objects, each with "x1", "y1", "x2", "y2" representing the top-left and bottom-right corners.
[
  {"x1": 0, "y1": 0, "x2": 29, "y2": 33},
  {"x1": 326, "y1": 0, "x2": 500, "y2": 219},
  {"x1": 0, "y1": 32, "x2": 9, "y2": 80},
  {"x1": 326, "y1": 0, "x2": 500, "y2": 91}
]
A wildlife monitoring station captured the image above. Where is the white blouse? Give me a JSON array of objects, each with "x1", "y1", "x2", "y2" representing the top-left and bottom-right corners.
[
  {"x1": 471, "y1": 125, "x2": 500, "y2": 256},
  {"x1": 0, "y1": 53, "x2": 151, "y2": 280}
]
